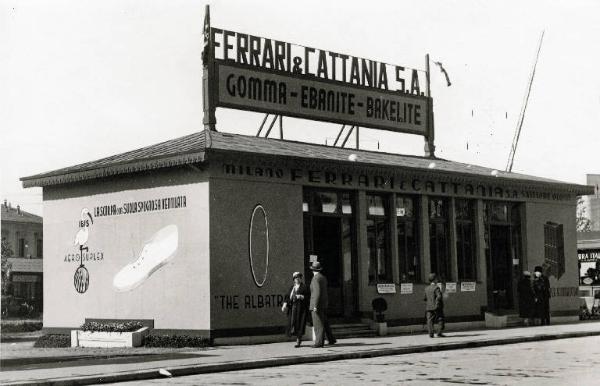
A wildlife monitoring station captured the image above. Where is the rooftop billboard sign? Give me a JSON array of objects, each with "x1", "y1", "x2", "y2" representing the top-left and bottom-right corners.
[{"x1": 202, "y1": 6, "x2": 433, "y2": 141}]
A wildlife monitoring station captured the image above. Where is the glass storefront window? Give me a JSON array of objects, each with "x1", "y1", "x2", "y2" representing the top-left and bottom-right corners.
[
  {"x1": 35, "y1": 235, "x2": 43, "y2": 258},
  {"x1": 368, "y1": 195, "x2": 386, "y2": 216},
  {"x1": 304, "y1": 190, "x2": 354, "y2": 215},
  {"x1": 367, "y1": 194, "x2": 391, "y2": 284},
  {"x1": 544, "y1": 221, "x2": 564, "y2": 278},
  {"x1": 487, "y1": 203, "x2": 508, "y2": 222},
  {"x1": 302, "y1": 191, "x2": 310, "y2": 212},
  {"x1": 397, "y1": 195, "x2": 419, "y2": 282},
  {"x1": 341, "y1": 192, "x2": 353, "y2": 214},
  {"x1": 456, "y1": 199, "x2": 476, "y2": 280},
  {"x1": 455, "y1": 199, "x2": 473, "y2": 220},
  {"x1": 396, "y1": 196, "x2": 414, "y2": 218},
  {"x1": 579, "y1": 258, "x2": 600, "y2": 285},
  {"x1": 429, "y1": 197, "x2": 450, "y2": 281},
  {"x1": 313, "y1": 191, "x2": 338, "y2": 214},
  {"x1": 510, "y1": 203, "x2": 520, "y2": 224},
  {"x1": 429, "y1": 198, "x2": 446, "y2": 219}
]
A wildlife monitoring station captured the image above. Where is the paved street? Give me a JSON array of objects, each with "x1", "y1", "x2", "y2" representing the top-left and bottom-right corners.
[
  {"x1": 3, "y1": 323, "x2": 600, "y2": 385},
  {"x1": 116, "y1": 336, "x2": 600, "y2": 386}
]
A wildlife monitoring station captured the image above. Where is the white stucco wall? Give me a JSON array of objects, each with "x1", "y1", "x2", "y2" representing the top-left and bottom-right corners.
[{"x1": 43, "y1": 181, "x2": 210, "y2": 331}]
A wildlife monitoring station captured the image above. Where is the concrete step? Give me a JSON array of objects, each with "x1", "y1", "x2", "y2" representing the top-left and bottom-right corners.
[
  {"x1": 331, "y1": 326, "x2": 373, "y2": 332},
  {"x1": 330, "y1": 323, "x2": 369, "y2": 329},
  {"x1": 330, "y1": 323, "x2": 377, "y2": 338},
  {"x1": 485, "y1": 312, "x2": 525, "y2": 328},
  {"x1": 506, "y1": 315, "x2": 524, "y2": 327},
  {"x1": 333, "y1": 329, "x2": 377, "y2": 338}
]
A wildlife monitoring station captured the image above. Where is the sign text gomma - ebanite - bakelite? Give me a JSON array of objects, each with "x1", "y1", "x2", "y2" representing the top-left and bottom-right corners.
[{"x1": 224, "y1": 72, "x2": 422, "y2": 125}]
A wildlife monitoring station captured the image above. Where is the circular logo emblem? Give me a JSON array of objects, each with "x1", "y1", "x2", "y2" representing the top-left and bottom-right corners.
[{"x1": 249, "y1": 204, "x2": 269, "y2": 288}]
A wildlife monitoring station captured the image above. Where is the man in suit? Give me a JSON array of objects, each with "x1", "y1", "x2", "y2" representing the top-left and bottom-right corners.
[
  {"x1": 424, "y1": 273, "x2": 445, "y2": 338},
  {"x1": 309, "y1": 261, "x2": 336, "y2": 348}
]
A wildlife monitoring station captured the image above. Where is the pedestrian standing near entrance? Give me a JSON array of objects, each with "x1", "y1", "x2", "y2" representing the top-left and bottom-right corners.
[
  {"x1": 424, "y1": 273, "x2": 445, "y2": 337},
  {"x1": 309, "y1": 262, "x2": 336, "y2": 348},
  {"x1": 533, "y1": 266, "x2": 551, "y2": 325},
  {"x1": 281, "y1": 272, "x2": 310, "y2": 348},
  {"x1": 517, "y1": 271, "x2": 534, "y2": 326}
]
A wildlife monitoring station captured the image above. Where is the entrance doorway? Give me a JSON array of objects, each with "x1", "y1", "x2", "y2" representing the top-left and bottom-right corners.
[
  {"x1": 303, "y1": 190, "x2": 357, "y2": 318},
  {"x1": 484, "y1": 202, "x2": 522, "y2": 312},
  {"x1": 488, "y1": 225, "x2": 513, "y2": 310},
  {"x1": 311, "y1": 217, "x2": 343, "y2": 316}
]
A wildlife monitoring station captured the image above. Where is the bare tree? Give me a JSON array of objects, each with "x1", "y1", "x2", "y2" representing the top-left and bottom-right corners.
[
  {"x1": 1, "y1": 238, "x2": 14, "y2": 295},
  {"x1": 577, "y1": 196, "x2": 592, "y2": 232}
]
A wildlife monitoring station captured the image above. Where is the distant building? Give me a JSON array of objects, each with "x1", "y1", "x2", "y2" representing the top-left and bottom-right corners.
[
  {"x1": 587, "y1": 174, "x2": 600, "y2": 231},
  {"x1": 577, "y1": 231, "x2": 600, "y2": 287},
  {"x1": 1, "y1": 200, "x2": 43, "y2": 311}
]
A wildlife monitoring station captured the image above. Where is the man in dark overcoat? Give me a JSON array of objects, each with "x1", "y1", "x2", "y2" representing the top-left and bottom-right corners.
[
  {"x1": 424, "y1": 273, "x2": 445, "y2": 337},
  {"x1": 309, "y1": 261, "x2": 336, "y2": 348}
]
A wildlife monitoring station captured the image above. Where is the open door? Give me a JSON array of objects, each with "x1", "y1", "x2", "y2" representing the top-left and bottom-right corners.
[
  {"x1": 488, "y1": 225, "x2": 514, "y2": 310},
  {"x1": 311, "y1": 216, "x2": 344, "y2": 316}
]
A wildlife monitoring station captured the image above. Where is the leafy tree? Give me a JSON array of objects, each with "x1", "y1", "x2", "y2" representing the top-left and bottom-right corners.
[
  {"x1": 577, "y1": 196, "x2": 592, "y2": 232},
  {"x1": 1, "y1": 238, "x2": 14, "y2": 295}
]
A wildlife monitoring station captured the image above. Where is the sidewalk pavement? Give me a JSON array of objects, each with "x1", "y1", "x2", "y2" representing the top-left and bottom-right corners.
[{"x1": 1, "y1": 321, "x2": 599, "y2": 385}]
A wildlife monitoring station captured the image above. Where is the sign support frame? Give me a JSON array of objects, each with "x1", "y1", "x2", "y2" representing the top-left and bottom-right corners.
[
  {"x1": 202, "y1": 7, "x2": 436, "y2": 152},
  {"x1": 202, "y1": 5, "x2": 217, "y2": 131},
  {"x1": 424, "y1": 54, "x2": 436, "y2": 158}
]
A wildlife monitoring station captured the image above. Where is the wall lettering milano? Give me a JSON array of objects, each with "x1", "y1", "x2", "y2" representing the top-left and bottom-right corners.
[{"x1": 222, "y1": 163, "x2": 572, "y2": 201}]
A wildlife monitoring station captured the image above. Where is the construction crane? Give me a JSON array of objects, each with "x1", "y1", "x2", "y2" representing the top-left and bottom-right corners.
[{"x1": 506, "y1": 31, "x2": 545, "y2": 173}]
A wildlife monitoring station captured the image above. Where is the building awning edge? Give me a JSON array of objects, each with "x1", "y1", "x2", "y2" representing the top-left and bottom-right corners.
[{"x1": 21, "y1": 152, "x2": 206, "y2": 188}]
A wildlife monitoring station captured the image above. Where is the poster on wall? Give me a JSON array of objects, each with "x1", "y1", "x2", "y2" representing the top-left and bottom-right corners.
[
  {"x1": 43, "y1": 183, "x2": 209, "y2": 331},
  {"x1": 61, "y1": 193, "x2": 190, "y2": 295},
  {"x1": 400, "y1": 283, "x2": 413, "y2": 294},
  {"x1": 445, "y1": 282, "x2": 457, "y2": 293},
  {"x1": 377, "y1": 283, "x2": 396, "y2": 294},
  {"x1": 461, "y1": 282, "x2": 476, "y2": 292}
]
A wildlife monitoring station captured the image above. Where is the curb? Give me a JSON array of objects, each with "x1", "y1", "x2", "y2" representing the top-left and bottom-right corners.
[
  {"x1": 1, "y1": 353, "x2": 159, "y2": 368},
  {"x1": 1, "y1": 336, "x2": 40, "y2": 343},
  {"x1": 4, "y1": 329, "x2": 600, "y2": 385}
]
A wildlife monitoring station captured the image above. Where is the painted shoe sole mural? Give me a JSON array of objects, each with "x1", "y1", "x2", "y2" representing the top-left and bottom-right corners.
[{"x1": 113, "y1": 225, "x2": 179, "y2": 292}]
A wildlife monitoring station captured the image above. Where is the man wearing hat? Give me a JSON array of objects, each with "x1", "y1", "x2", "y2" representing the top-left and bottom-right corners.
[
  {"x1": 424, "y1": 273, "x2": 445, "y2": 337},
  {"x1": 309, "y1": 261, "x2": 336, "y2": 347},
  {"x1": 532, "y1": 266, "x2": 551, "y2": 325}
]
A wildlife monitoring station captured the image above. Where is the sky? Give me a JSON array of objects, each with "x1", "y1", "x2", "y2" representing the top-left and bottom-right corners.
[{"x1": 2, "y1": 0, "x2": 599, "y2": 216}]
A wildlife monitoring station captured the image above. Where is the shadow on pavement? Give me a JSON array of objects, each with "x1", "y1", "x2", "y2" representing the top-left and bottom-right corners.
[
  {"x1": 2, "y1": 352, "x2": 215, "y2": 371},
  {"x1": 318, "y1": 342, "x2": 392, "y2": 348},
  {"x1": 440, "y1": 333, "x2": 485, "y2": 338}
]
